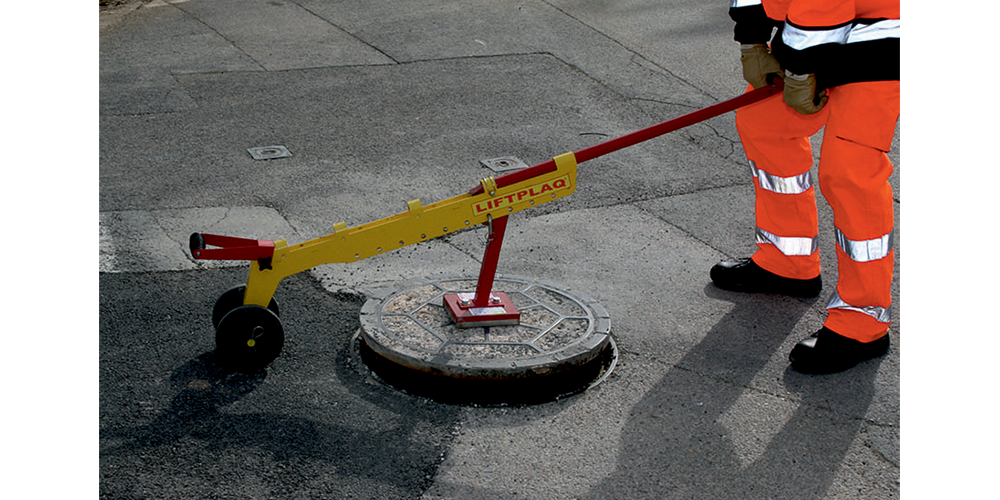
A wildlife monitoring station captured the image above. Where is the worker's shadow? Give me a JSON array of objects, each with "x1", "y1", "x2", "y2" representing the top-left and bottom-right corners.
[{"x1": 583, "y1": 284, "x2": 883, "y2": 499}]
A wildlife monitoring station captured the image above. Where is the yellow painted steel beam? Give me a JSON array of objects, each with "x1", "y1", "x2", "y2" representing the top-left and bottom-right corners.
[{"x1": 241, "y1": 152, "x2": 578, "y2": 307}]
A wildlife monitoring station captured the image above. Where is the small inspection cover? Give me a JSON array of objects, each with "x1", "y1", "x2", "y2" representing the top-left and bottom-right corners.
[
  {"x1": 248, "y1": 145, "x2": 292, "y2": 160},
  {"x1": 480, "y1": 156, "x2": 528, "y2": 173}
]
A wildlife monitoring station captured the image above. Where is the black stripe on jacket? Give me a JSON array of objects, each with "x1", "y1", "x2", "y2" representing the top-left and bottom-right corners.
[{"x1": 770, "y1": 21, "x2": 899, "y2": 90}]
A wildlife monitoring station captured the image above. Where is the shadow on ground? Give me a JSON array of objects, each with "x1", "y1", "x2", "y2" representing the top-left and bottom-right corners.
[
  {"x1": 100, "y1": 268, "x2": 461, "y2": 499},
  {"x1": 582, "y1": 285, "x2": 881, "y2": 499}
]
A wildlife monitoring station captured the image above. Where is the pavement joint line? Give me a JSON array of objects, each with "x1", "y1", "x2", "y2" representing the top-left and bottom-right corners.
[
  {"x1": 292, "y1": 1, "x2": 402, "y2": 65},
  {"x1": 540, "y1": 0, "x2": 717, "y2": 101},
  {"x1": 164, "y1": 0, "x2": 269, "y2": 72}
]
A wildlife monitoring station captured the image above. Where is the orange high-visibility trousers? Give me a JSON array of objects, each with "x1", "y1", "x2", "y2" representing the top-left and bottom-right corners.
[{"x1": 735, "y1": 80, "x2": 899, "y2": 342}]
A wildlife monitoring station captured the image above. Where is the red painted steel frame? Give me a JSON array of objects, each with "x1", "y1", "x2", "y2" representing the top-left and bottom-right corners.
[
  {"x1": 191, "y1": 233, "x2": 275, "y2": 261},
  {"x1": 468, "y1": 81, "x2": 782, "y2": 196},
  {"x1": 444, "y1": 215, "x2": 519, "y2": 326},
  {"x1": 452, "y1": 81, "x2": 783, "y2": 325},
  {"x1": 471, "y1": 215, "x2": 509, "y2": 308}
]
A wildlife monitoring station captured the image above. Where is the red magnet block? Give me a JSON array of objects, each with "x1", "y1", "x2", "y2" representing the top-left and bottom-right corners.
[{"x1": 443, "y1": 291, "x2": 520, "y2": 328}]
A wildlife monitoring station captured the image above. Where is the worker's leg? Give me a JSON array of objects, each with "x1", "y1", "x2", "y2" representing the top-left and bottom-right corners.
[
  {"x1": 711, "y1": 85, "x2": 828, "y2": 297},
  {"x1": 788, "y1": 80, "x2": 899, "y2": 374},
  {"x1": 738, "y1": 86, "x2": 828, "y2": 279},
  {"x1": 817, "y1": 81, "x2": 900, "y2": 342}
]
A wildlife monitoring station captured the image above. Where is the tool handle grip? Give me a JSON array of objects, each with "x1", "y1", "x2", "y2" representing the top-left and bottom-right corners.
[{"x1": 190, "y1": 232, "x2": 206, "y2": 258}]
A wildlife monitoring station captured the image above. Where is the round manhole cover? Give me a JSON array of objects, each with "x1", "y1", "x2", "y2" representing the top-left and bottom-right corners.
[{"x1": 357, "y1": 274, "x2": 614, "y2": 404}]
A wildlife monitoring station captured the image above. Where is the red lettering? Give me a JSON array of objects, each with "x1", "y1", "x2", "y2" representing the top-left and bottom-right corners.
[{"x1": 473, "y1": 176, "x2": 573, "y2": 216}]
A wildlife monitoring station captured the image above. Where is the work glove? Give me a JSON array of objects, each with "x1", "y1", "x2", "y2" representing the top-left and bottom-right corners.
[
  {"x1": 739, "y1": 44, "x2": 782, "y2": 90},
  {"x1": 782, "y1": 70, "x2": 828, "y2": 115}
]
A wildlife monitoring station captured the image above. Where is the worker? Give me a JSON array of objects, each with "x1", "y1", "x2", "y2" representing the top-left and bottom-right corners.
[{"x1": 714, "y1": 0, "x2": 899, "y2": 373}]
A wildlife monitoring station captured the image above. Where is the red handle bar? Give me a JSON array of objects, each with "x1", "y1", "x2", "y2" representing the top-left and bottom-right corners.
[{"x1": 469, "y1": 80, "x2": 783, "y2": 195}]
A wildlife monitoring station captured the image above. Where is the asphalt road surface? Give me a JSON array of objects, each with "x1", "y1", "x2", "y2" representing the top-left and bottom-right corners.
[{"x1": 100, "y1": 267, "x2": 462, "y2": 499}]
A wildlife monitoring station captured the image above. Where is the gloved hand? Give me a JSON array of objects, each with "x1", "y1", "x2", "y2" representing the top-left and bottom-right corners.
[
  {"x1": 740, "y1": 44, "x2": 782, "y2": 90},
  {"x1": 782, "y1": 70, "x2": 828, "y2": 115}
]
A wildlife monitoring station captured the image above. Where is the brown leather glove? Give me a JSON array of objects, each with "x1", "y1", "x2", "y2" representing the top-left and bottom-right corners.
[
  {"x1": 782, "y1": 70, "x2": 828, "y2": 115},
  {"x1": 740, "y1": 44, "x2": 782, "y2": 90}
]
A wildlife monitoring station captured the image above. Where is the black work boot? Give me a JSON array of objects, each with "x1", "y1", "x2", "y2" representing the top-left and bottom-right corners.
[
  {"x1": 789, "y1": 327, "x2": 890, "y2": 374},
  {"x1": 710, "y1": 258, "x2": 822, "y2": 298}
]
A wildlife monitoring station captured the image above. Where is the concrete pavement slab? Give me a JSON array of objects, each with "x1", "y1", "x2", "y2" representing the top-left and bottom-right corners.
[
  {"x1": 167, "y1": 0, "x2": 395, "y2": 70},
  {"x1": 99, "y1": 2, "x2": 260, "y2": 114},
  {"x1": 297, "y1": 0, "x2": 714, "y2": 107},
  {"x1": 548, "y1": 0, "x2": 744, "y2": 100}
]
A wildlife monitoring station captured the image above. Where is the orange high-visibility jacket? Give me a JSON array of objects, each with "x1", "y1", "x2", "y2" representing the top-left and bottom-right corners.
[{"x1": 729, "y1": 0, "x2": 899, "y2": 89}]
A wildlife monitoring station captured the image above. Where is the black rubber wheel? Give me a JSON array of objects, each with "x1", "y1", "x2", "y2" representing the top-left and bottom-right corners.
[
  {"x1": 212, "y1": 285, "x2": 279, "y2": 330},
  {"x1": 215, "y1": 305, "x2": 285, "y2": 373}
]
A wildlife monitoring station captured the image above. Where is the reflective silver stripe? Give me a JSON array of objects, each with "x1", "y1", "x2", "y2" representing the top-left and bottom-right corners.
[
  {"x1": 784, "y1": 19, "x2": 900, "y2": 51},
  {"x1": 731, "y1": 0, "x2": 763, "y2": 7},
  {"x1": 835, "y1": 227, "x2": 894, "y2": 262},
  {"x1": 827, "y1": 290, "x2": 891, "y2": 323},
  {"x1": 782, "y1": 23, "x2": 852, "y2": 50},
  {"x1": 749, "y1": 160, "x2": 813, "y2": 195},
  {"x1": 755, "y1": 227, "x2": 818, "y2": 256},
  {"x1": 847, "y1": 19, "x2": 900, "y2": 44}
]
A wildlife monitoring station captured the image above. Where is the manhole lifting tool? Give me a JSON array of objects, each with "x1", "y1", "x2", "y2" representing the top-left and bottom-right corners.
[{"x1": 191, "y1": 82, "x2": 783, "y2": 372}]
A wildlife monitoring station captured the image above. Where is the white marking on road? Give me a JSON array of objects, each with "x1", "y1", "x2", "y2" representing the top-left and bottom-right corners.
[
  {"x1": 99, "y1": 218, "x2": 118, "y2": 273},
  {"x1": 98, "y1": 207, "x2": 298, "y2": 273}
]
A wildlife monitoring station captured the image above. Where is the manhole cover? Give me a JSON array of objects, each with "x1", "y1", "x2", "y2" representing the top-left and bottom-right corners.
[
  {"x1": 248, "y1": 145, "x2": 292, "y2": 160},
  {"x1": 357, "y1": 274, "x2": 615, "y2": 405}
]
